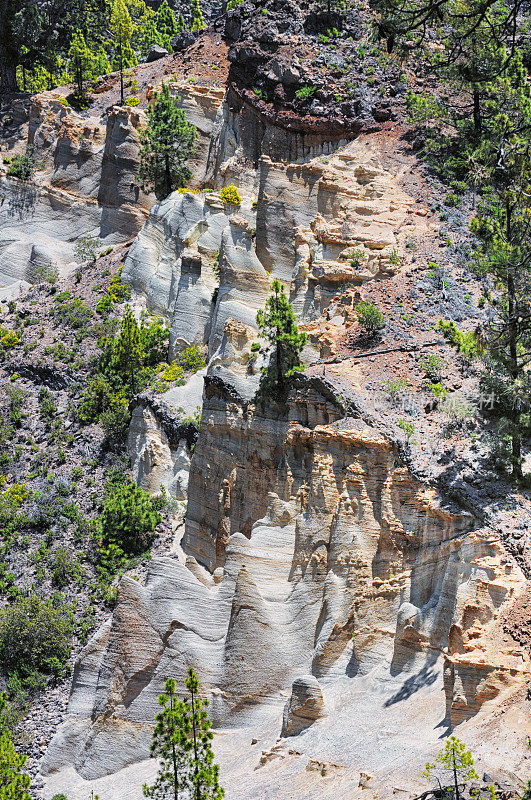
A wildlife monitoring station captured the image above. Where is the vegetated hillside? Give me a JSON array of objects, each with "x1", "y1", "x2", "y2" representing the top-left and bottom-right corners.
[
  {"x1": 0, "y1": 0, "x2": 530, "y2": 797},
  {"x1": 0, "y1": 246, "x2": 193, "y2": 783}
]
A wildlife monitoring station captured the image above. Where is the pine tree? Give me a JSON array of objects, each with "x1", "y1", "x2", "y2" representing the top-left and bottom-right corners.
[
  {"x1": 143, "y1": 669, "x2": 224, "y2": 800},
  {"x1": 111, "y1": 39, "x2": 138, "y2": 72},
  {"x1": 185, "y1": 668, "x2": 223, "y2": 800},
  {"x1": 110, "y1": 0, "x2": 134, "y2": 105},
  {"x1": 134, "y1": 7, "x2": 164, "y2": 58},
  {"x1": 256, "y1": 279, "x2": 307, "y2": 400},
  {"x1": 422, "y1": 736, "x2": 478, "y2": 800},
  {"x1": 68, "y1": 30, "x2": 92, "y2": 96},
  {"x1": 137, "y1": 83, "x2": 197, "y2": 200},
  {"x1": 470, "y1": 120, "x2": 531, "y2": 480},
  {"x1": 156, "y1": 0, "x2": 179, "y2": 48},
  {"x1": 0, "y1": 728, "x2": 31, "y2": 800},
  {"x1": 190, "y1": 0, "x2": 205, "y2": 33},
  {"x1": 144, "y1": 679, "x2": 189, "y2": 800},
  {"x1": 93, "y1": 45, "x2": 111, "y2": 78},
  {"x1": 112, "y1": 305, "x2": 144, "y2": 395}
]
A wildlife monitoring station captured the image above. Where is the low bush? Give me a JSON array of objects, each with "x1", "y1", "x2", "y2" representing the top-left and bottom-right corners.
[
  {"x1": 74, "y1": 234, "x2": 100, "y2": 264},
  {"x1": 356, "y1": 301, "x2": 385, "y2": 337},
  {"x1": 220, "y1": 184, "x2": 241, "y2": 205},
  {"x1": 437, "y1": 320, "x2": 480, "y2": 360},
  {"x1": 101, "y1": 481, "x2": 162, "y2": 555},
  {"x1": 295, "y1": 85, "x2": 316, "y2": 101},
  {"x1": 176, "y1": 344, "x2": 206, "y2": 373},
  {"x1": 420, "y1": 353, "x2": 444, "y2": 381},
  {"x1": 0, "y1": 595, "x2": 74, "y2": 691},
  {"x1": 6, "y1": 146, "x2": 41, "y2": 180},
  {"x1": 51, "y1": 546, "x2": 84, "y2": 588},
  {"x1": 55, "y1": 297, "x2": 93, "y2": 329}
]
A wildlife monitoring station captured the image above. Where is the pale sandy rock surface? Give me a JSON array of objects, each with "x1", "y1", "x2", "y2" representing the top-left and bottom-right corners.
[{"x1": 30, "y1": 50, "x2": 530, "y2": 800}]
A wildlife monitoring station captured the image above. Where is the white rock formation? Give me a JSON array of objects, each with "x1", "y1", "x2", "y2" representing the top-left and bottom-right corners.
[{"x1": 0, "y1": 99, "x2": 153, "y2": 289}]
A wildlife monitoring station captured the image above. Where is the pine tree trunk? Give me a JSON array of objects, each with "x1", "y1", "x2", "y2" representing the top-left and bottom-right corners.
[
  {"x1": 190, "y1": 686, "x2": 200, "y2": 800},
  {"x1": 505, "y1": 201, "x2": 522, "y2": 480},
  {"x1": 120, "y1": 44, "x2": 124, "y2": 105},
  {"x1": 165, "y1": 152, "x2": 171, "y2": 198},
  {"x1": 452, "y1": 748, "x2": 459, "y2": 800},
  {"x1": 170, "y1": 694, "x2": 179, "y2": 800},
  {"x1": 473, "y1": 88, "x2": 481, "y2": 132},
  {"x1": 0, "y1": 51, "x2": 18, "y2": 93}
]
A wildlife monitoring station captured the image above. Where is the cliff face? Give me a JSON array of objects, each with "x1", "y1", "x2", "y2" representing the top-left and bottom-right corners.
[
  {"x1": 29, "y1": 24, "x2": 530, "y2": 800},
  {"x1": 43, "y1": 375, "x2": 529, "y2": 795},
  {"x1": 0, "y1": 98, "x2": 154, "y2": 292}
]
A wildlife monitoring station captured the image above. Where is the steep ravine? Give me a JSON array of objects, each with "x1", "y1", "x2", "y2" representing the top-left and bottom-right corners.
[
  {"x1": 39, "y1": 76, "x2": 531, "y2": 800},
  {"x1": 1, "y1": 24, "x2": 529, "y2": 800}
]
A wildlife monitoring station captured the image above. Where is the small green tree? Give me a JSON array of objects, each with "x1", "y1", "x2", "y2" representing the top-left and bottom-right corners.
[
  {"x1": 256, "y1": 279, "x2": 307, "y2": 399},
  {"x1": 422, "y1": 736, "x2": 479, "y2": 800},
  {"x1": 137, "y1": 83, "x2": 197, "y2": 200},
  {"x1": 68, "y1": 29, "x2": 92, "y2": 97},
  {"x1": 185, "y1": 668, "x2": 223, "y2": 800},
  {"x1": 102, "y1": 481, "x2": 162, "y2": 555},
  {"x1": 143, "y1": 669, "x2": 224, "y2": 800},
  {"x1": 356, "y1": 300, "x2": 385, "y2": 337},
  {"x1": 0, "y1": 595, "x2": 74, "y2": 692},
  {"x1": 190, "y1": 0, "x2": 205, "y2": 32},
  {"x1": 110, "y1": 0, "x2": 134, "y2": 105},
  {"x1": 92, "y1": 45, "x2": 111, "y2": 78},
  {"x1": 0, "y1": 717, "x2": 31, "y2": 800},
  {"x1": 156, "y1": 0, "x2": 179, "y2": 47},
  {"x1": 112, "y1": 305, "x2": 144, "y2": 395},
  {"x1": 143, "y1": 678, "x2": 191, "y2": 800}
]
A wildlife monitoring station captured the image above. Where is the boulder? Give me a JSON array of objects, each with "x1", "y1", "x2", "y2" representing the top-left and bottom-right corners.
[
  {"x1": 171, "y1": 31, "x2": 197, "y2": 52},
  {"x1": 146, "y1": 45, "x2": 169, "y2": 62},
  {"x1": 281, "y1": 675, "x2": 326, "y2": 737}
]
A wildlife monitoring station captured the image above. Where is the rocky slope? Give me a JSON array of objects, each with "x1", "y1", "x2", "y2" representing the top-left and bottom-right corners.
[{"x1": 0, "y1": 3, "x2": 529, "y2": 800}]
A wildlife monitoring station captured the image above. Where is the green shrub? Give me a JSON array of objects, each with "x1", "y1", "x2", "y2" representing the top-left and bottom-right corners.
[
  {"x1": 349, "y1": 248, "x2": 365, "y2": 269},
  {"x1": 38, "y1": 387, "x2": 57, "y2": 424},
  {"x1": 74, "y1": 234, "x2": 100, "y2": 264},
  {"x1": 100, "y1": 396, "x2": 130, "y2": 442},
  {"x1": 383, "y1": 377, "x2": 410, "y2": 397},
  {"x1": 437, "y1": 320, "x2": 479, "y2": 360},
  {"x1": 220, "y1": 184, "x2": 241, "y2": 205},
  {"x1": 153, "y1": 361, "x2": 185, "y2": 393},
  {"x1": 125, "y1": 96, "x2": 140, "y2": 106},
  {"x1": 55, "y1": 297, "x2": 93, "y2": 329},
  {"x1": 77, "y1": 375, "x2": 115, "y2": 424},
  {"x1": 420, "y1": 353, "x2": 444, "y2": 381},
  {"x1": 0, "y1": 595, "x2": 74, "y2": 690},
  {"x1": 444, "y1": 192, "x2": 460, "y2": 207},
  {"x1": 356, "y1": 301, "x2": 385, "y2": 336},
  {"x1": 51, "y1": 546, "x2": 83, "y2": 588},
  {"x1": 6, "y1": 146, "x2": 41, "y2": 180},
  {"x1": 177, "y1": 344, "x2": 206, "y2": 372},
  {"x1": 101, "y1": 481, "x2": 162, "y2": 555},
  {"x1": 35, "y1": 261, "x2": 59, "y2": 285},
  {"x1": 398, "y1": 419, "x2": 415, "y2": 439},
  {"x1": 295, "y1": 85, "x2": 316, "y2": 101}
]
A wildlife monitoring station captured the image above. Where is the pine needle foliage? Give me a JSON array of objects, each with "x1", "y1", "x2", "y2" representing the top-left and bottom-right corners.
[
  {"x1": 422, "y1": 736, "x2": 478, "y2": 800},
  {"x1": 0, "y1": 695, "x2": 31, "y2": 800},
  {"x1": 137, "y1": 83, "x2": 198, "y2": 200},
  {"x1": 256, "y1": 279, "x2": 307, "y2": 401},
  {"x1": 144, "y1": 669, "x2": 224, "y2": 800}
]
